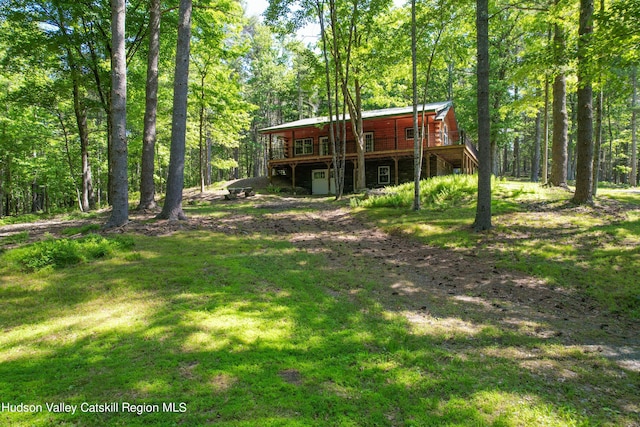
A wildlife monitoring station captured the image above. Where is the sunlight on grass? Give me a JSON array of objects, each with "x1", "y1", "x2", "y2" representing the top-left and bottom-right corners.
[
  {"x1": 359, "y1": 178, "x2": 640, "y2": 318},
  {"x1": 403, "y1": 312, "x2": 485, "y2": 338},
  {"x1": 468, "y1": 390, "x2": 587, "y2": 426},
  {"x1": 181, "y1": 304, "x2": 294, "y2": 353},
  {"x1": 1, "y1": 194, "x2": 638, "y2": 426},
  {"x1": 0, "y1": 294, "x2": 160, "y2": 363}
]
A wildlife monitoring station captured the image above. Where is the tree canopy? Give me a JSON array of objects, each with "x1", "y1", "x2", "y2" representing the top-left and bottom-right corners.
[{"x1": 0, "y1": 0, "x2": 637, "y2": 217}]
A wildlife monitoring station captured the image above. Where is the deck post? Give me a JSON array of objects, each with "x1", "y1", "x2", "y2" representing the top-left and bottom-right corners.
[
  {"x1": 394, "y1": 157, "x2": 399, "y2": 185},
  {"x1": 291, "y1": 163, "x2": 297, "y2": 192},
  {"x1": 394, "y1": 119, "x2": 398, "y2": 150}
]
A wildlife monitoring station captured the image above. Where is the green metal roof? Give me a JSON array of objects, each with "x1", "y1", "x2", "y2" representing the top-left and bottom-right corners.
[{"x1": 259, "y1": 101, "x2": 453, "y2": 133}]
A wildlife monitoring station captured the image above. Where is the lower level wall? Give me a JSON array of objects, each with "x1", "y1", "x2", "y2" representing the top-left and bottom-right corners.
[{"x1": 272, "y1": 154, "x2": 454, "y2": 194}]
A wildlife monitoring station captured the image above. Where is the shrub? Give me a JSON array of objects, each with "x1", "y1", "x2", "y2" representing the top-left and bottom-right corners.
[
  {"x1": 353, "y1": 174, "x2": 478, "y2": 209},
  {"x1": 3, "y1": 234, "x2": 135, "y2": 272},
  {"x1": 266, "y1": 184, "x2": 282, "y2": 194}
]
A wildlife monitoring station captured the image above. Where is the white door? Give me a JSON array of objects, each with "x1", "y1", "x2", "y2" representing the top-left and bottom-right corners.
[{"x1": 312, "y1": 169, "x2": 335, "y2": 195}]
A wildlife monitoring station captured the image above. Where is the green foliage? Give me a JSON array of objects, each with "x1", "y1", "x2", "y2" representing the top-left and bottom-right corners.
[
  {"x1": 2, "y1": 234, "x2": 134, "y2": 271},
  {"x1": 0, "y1": 231, "x2": 29, "y2": 246},
  {"x1": 266, "y1": 184, "x2": 282, "y2": 194},
  {"x1": 358, "y1": 179, "x2": 640, "y2": 318},
  {"x1": 60, "y1": 224, "x2": 102, "y2": 236},
  {"x1": 352, "y1": 174, "x2": 477, "y2": 209}
]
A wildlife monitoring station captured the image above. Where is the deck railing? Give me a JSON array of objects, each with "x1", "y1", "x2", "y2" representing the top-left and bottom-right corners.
[{"x1": 269, "y1": 131, "x2": 472, "y2": 160}]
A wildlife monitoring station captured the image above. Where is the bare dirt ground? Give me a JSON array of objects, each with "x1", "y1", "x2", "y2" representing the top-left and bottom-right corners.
[{"x1": 1, "y1": 184, "x2": 639, "y2": 375}]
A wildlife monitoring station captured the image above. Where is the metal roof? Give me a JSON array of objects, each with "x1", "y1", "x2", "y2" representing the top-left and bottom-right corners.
[{"x1": 259, "y1": 101, "x2": 453, "y2": 133}]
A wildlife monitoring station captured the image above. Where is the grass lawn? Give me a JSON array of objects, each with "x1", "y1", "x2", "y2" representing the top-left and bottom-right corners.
[
  {"x1": 0, "y1": 182, "x2": 638, "y2": 426},
  {"x1": 354, "y1": 176, "x2": 640, "y2": 319}
]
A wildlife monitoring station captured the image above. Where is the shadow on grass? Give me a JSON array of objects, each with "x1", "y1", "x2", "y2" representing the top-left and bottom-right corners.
[{"x1": 0, "y1": 202, "x2": 638, "y2": 426}]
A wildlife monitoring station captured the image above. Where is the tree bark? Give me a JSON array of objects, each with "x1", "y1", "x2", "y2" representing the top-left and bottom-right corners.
[
  {"x1": 474, "y1": 0, "x2": 492, "y2": 231},
  {"x1": 550, "y1": 19, "x2": 568, "y2": 188},
  {"x1": 412, "y1": 0, "x2": 421, "y2": 211},
  {"x1": 66, "y1": 46, "x2": 95, "y2": 212},
  {"x1": 550, "y1": 73, "x2": 569, "y2": 187},
  {"x1": 543, "y1": 76, "x2": 550, "y2": 184},
  {"x1": 199, "y1": 73, "x2": 206, "y2": 193},
  {"x1": 592, "y1": 87, "x2": 603, "y2": 195},
  {"x1": 531, "y1": 110, "x2": 542, "y2": 182},
  {"x1": 350, "y1": 79, "x2": 366, "y2": 191},
  {"x1": 157, "y1": 0, "x2": 192, "y2": 220},
  {"x1": 572, "y1": 0, "x2": 594, "y2": 204},
  {"x1": 105, "y1": 0, "x2": 129, "y2": 228},
  {"x1": 138, "y1": 0, "x2": 160, "y2": 210},
  {"x1": 57, "y1": 111, "x2": 83, "y2": 211},
  {"x1": 631, "y1": 67, "x2": 637, "y2": 187}
]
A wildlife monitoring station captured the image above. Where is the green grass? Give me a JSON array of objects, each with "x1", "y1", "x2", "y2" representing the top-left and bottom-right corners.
[
  {"x1": 0, "y1": 194, "x2": 638, "y2": 426},
  {"x1": 352, "y1": 174, "x2": 478, "y2": 210},
  {"x1": 2, "y1": 234, "x2": 135, "y2": 271},
  {"x1": 0, "y1": 230, "x2": 30, "y2": 246},
  {"x1": 355, "y1": 177, "x2": 640, "y2": 318}
]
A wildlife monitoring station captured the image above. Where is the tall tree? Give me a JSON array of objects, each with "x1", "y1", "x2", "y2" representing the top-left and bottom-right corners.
[
  {"x1": 411, "y1": 0, "x2": 420, "y2": 211},
  {"x1": 572, "y1": 0, "x2": 595, "y2": 204},
  {"x1": 531, "y1": 109, "x2": 542, "y2": 182},
  {"x1": 474, "y1": 0, "x2": 491, "y2": 231},
  {"x1": 157, "y1": 0, "x2": 192, "y2": 220},
  {"x1": 105, "y1": 0, "x2": 128, "y2": 227},
  {"x1": 138, "y1": 0, "x2": 161, "y2": 211},
  {"x1": 550, "y1": 13, "x2": 568, "y2": 188},
  {"x1": 631, "y1": 67, "x2": 637, "y2": 187}
]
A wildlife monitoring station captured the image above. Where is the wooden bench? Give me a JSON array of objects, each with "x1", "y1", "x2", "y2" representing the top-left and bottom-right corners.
[{"x1": 225, "y1": 187, "x2": 255, "y2": 200}]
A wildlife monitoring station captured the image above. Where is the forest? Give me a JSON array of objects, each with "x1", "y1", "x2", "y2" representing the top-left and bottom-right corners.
[
  {"x1": 1, "y1": 1, "x2": 639, "y2": 426},
  {"x1": 0, "y1": 0, "x2": 637, "y2": 219}
]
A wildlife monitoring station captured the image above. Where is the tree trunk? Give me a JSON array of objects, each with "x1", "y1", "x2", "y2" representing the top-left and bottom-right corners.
[
  {"x1": 550, "y1": 73, "x2": 569, "y2": 187},
  {"x1": 352, "y1": 80, "x2": 366, "y2": 191},
  {"x1": 105, "y1": 0, "x2": 129, "y2": 228},
  {"x1": 543, "y1": 76, "x2": 550, "y2": 184},
  {"x1": 57, "y1": 111, "x2": 83, "y2": 211},
  {"x1": 513, "y1": 135, "x2": 520, "y2": 177},
  {"x1": 592, "y1": 87, "x2": 603, "y2": 195},
  {"x1": 631, "y1": 67, "x2": 637, "y2": 187},
  {"x1": 68, "y1": 51, "x2": 95, "y2": 212},
  {"x1": 531, "y1": 110, "x2": 542, "y2": 182},
  {"x1": 199, "y1": 74, "x2": 206, "y2": 193},
  {"x1": 474, "y1": 0, "x2": 492, "y2": 231},
  {"x1": 412, "y1": 0, "x2": 421, "y2": 211},
  {"x1": 138, "y1": 0, "x2": 160, "y2": 210},
  {"x1": 572, "y1": 0, "x2": 594, "y2": 204},
  {"x1": 157, "y1": 0, "x2": 192, "y2": 220},
  {"x1": 592, "y1": 0, "x2": 605, "y2": 195}
]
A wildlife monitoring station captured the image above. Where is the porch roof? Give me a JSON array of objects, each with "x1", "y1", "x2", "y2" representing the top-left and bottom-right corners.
[{"x1": 259, "y1": 101, "x2": 453, "y2": 133}]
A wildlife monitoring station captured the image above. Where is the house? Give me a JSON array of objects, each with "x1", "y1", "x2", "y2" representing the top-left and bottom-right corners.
[{"x1": 259, "y1": 101, "x2": 478, "y2": 195}]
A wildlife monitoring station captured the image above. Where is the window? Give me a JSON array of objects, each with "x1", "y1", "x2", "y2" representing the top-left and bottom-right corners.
[
  {"x1": 319, "y1": 137, "x2": 330, "y2": 156},
  {"x1": 313, "y1": 170, "x2": 326, "y2": 180},
  {"x1": 271, "y1": 137, "x2": 286, "y2": 159},
  {"x1": 378, "y1": 166, "x2": 390, "y2": 185},
  {"x1": 294, "y1": 138, "x2": 313, "y2": 156},
  {"x1": 365, "y1": 132, "x2": 374, "y2": 152},
  {"x1": 441, "y1": 124, "x2": 449, "y2": 146},
  {"x1": 405, "y1": 127, "x2": 423, "y2": 140}
]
